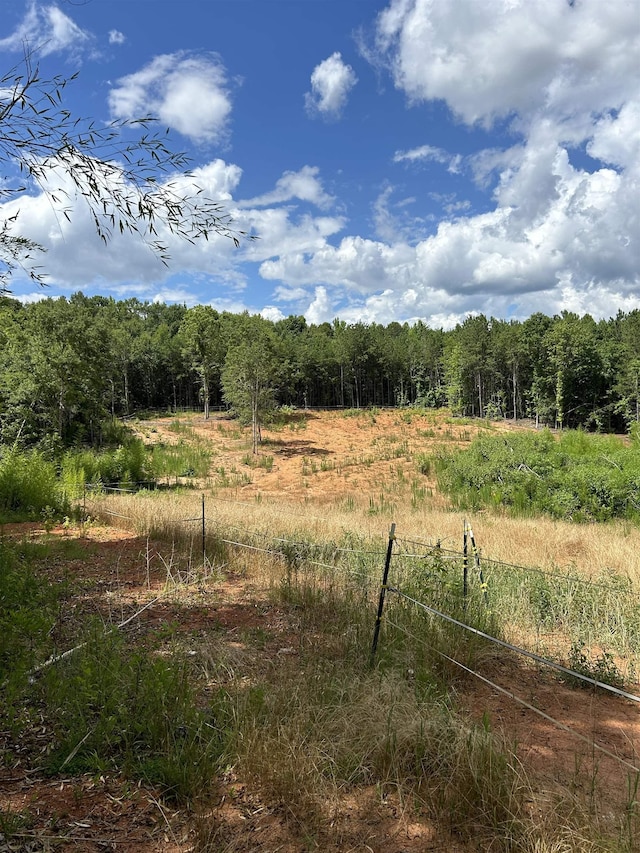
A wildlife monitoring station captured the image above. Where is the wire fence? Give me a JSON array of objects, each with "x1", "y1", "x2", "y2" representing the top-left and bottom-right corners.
[{"x1": 81, "y1": 490, "x2": 640, "y2": 775}]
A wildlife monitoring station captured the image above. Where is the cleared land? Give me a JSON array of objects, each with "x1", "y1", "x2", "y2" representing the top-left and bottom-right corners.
[{"x1": 2, "y1": 409, "x2": 639, "y2": 853}]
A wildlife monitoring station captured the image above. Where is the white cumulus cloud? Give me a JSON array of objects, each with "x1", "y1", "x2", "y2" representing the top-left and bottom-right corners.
[
  {"x1": 0, "y1": 2, "x2": 91, "y2": 58},
  {"x1": 373, "y1": 0, "x2": 639, "y2": 128},
  {"x1": 238, "y1": 166, "x2": 335, "y2": 210},
  {"x1": 109, "y1": 52, "x2": 233, "y2": 144},
  {"x1": 108, "y1": 30, "x2": 126, "y2": 46},
  {"x1": 305, "y1": 51, "x2": 358, "y2": 119},
  {"x1": 284, "y1": 0, "x2": 640, "y2": 324}
]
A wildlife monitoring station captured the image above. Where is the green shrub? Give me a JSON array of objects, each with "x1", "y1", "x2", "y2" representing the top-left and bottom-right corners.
[
  {"x1": 61, "y1": 438, "x2": 155, "y2": 491},
  {"x1": 434, "y1": 429, "x2": 640, "y2": 522},
  {"x1": 0, "y1": 449, "x2": 63, "y2": 518}
]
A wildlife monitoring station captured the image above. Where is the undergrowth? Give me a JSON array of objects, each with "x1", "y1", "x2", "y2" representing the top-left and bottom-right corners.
[
  {"x1": 34, "y1": 629, "x2": 224, "y2": 804},
  {"x1": 1, "y1": 517, "x2": 636, "y2": 852},
  {"x1": 0, "y1": 448, "x2": 63, "y2": 519},
  {"x1": 433, "y1": 428, "x2": 640, "y2": 522},
  {"x1": 0, "y1": 542, "x2": 67, "y2": 690}
]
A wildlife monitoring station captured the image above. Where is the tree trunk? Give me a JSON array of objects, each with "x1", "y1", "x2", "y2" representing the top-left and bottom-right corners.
[
  {"x1": 252, "y1": 379, "x2": 259, "y2": 454},
  {"x1": 123, "y1": 367, "x2": 129, "y2": 415},
  {"x1": 203, "y1": 372, "x2": 210, "y2": 420}
]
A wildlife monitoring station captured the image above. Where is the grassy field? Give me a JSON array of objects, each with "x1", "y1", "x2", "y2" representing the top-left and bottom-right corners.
[{"x1": 2, "y1": 408, "x2": 639, "y2": 852}]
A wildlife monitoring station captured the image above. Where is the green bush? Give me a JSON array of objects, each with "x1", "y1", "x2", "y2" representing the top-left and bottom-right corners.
[
  {"x1": 434, "y1": 429, "x2": 640, "y2": 522},
  {"x1": 61, "y1": 438, "x2": 155, "y2": 491},
  {"x1": 0, "y1": 449, "x2": 64, "y2": 518}
]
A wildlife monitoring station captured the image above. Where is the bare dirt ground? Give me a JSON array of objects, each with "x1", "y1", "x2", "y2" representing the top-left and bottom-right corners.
[
  {"x1": 2, "y1": 519, "x2": 638, "y2": 852},
  {"x1": 1, "y1": 523, "x2": 478, "y2": 852},
  {"x1": 2, "y1": 411, "x2": 639, "y2": 851},
  {"x1": 141, "y1": 408, "x2": 488, "y2": 507}
]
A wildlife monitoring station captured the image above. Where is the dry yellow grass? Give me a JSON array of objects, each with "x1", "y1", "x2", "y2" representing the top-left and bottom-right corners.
[
  {"x1": 93, "y1": 488, "x2": 640, "y2": 581},
  {"x1": 80, "y1": 411, "x2": 640, "y2": 851}
]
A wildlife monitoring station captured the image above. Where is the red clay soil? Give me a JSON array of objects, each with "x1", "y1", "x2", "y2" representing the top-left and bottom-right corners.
[
  {"x1": 1, "y1": 521, "x2": 638, "y2": 852},
  {"x1": 138, "y1": 409, "x2": 500, "y2": 506}
]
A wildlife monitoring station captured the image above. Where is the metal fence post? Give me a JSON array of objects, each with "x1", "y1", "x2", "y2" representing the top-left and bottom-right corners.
[
  {"x1": 369, "y1": 522, "x2": 396, "y2": 668},
  {"x1": 467, "y1": 522, "x2": 488, "y2": 605},
  {"x1": 463, "y1": 519, "x2": 469, "y2": 610}
]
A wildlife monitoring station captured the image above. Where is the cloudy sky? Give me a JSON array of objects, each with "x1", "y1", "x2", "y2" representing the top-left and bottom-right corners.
[{"x1": 1, "y1": 0, "x2": 639, "y2": 327}]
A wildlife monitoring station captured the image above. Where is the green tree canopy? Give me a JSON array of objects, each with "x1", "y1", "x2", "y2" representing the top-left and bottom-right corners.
[{"x1": 221, "y1": 326, "x2": 285, "y2": 454}]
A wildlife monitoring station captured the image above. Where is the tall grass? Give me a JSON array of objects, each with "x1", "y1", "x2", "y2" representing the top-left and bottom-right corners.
[
  {"x1": 185, "y1": 554, "x2": 533, "y2": 850},
  {"x1": 84, "y1": 486, "x2": 640, "y2": 587}
]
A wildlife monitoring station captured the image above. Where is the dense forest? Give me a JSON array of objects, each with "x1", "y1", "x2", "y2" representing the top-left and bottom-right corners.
[{"x1": 1, "y1": 293, "x2": 639, "y2": 449}]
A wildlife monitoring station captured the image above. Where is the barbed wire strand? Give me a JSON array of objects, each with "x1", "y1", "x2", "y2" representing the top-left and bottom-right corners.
[
  {"x1": 82, "y1": 497, "x2": 639, "y2": 699},
  {"x1": 90, "y1": 495, "x2": 631, "y2": 594},
  {"x1": 91, "y1": 509, "x2": 135, "y2": 521},
  {"x1": 384, "y1": 617, "x2": 640, "y2": 775},
  {"x1": 219, "y1": 538, "x2": 280, "y2": 556},
  {"x1": 209, "y1": 518, "x2": 383, "y2": 558},
  {"x1": 395, "y1": 551, "x2": 464, "y2": 562},
  {"x1": 388, "y1": 587, "x2": 640, "y2": 703},
  {"x1": 86, "y1": 500, "x2": 381, "y2": 563},
  {"x1": 305, "y1": 558, "x2": 373, "y2": 584},
  {"x1": 270, "y1": 535, "x2": 385, "y2": 557},
  {"x1": 395, "y1": 537, "x2": 636, "y2": 595}
]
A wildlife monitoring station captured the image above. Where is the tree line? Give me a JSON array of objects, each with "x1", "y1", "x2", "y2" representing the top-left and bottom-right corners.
[{"x1": 1, "y1": 293, "x2": 639, "y2": 450}]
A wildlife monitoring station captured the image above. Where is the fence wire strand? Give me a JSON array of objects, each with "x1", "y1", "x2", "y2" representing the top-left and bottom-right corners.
[
  {"x1": 79, "y1": 491, "x2": 640, "y2": 778},
  {"x1": 384, "y1": 618, "x2": 640, "y2": 775},
  {"x1": 388, "y1": 587, "x2": 640, "y2": 703},
  {"x1": 216, "y1": 537, "x2": 374, "y2": 585},
  {"x1": 395, "y1": 537, "x2": 638, "y2": 597}
]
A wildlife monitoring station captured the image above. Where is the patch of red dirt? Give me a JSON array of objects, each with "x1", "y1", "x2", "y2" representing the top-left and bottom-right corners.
[
  {"x1": 458, "y1": 655, "x2": 639, "y2": 810},
  {"x1": 2, "y1": 520, "x2": 638, "y2": 852}
]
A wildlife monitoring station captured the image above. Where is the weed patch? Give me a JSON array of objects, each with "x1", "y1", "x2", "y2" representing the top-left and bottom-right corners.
[
  {"x1": 33, "y1": 629, "x2": 224, "y2": 804},
  {"x1": 435, "y1": 429, "x2": 640, "y2": 522}
]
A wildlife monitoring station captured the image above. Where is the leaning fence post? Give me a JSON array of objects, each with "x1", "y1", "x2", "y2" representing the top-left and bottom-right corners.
[{"x1": 369, "y1": 522, "x2": 396, "y2": 668}]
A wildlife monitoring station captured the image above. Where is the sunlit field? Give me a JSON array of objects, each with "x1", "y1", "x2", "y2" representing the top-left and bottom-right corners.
[{"x1": 3, "y1": 409, "x2": 639, "y2": 853}]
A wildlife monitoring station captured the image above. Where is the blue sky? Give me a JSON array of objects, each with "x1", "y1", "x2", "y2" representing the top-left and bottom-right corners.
[{"x1": 1, "y1": 0, "x2": 639, "y2": 327}]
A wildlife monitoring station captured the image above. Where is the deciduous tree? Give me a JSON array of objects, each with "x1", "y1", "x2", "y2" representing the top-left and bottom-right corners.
[{"x1": 221, "y1": 327, "x2": 284, "y2": 454}]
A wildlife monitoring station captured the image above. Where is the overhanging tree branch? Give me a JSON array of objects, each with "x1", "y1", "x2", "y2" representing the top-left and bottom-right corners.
[{"x1": 0, "y1": 51, "x2": 248, "y2": 291}]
